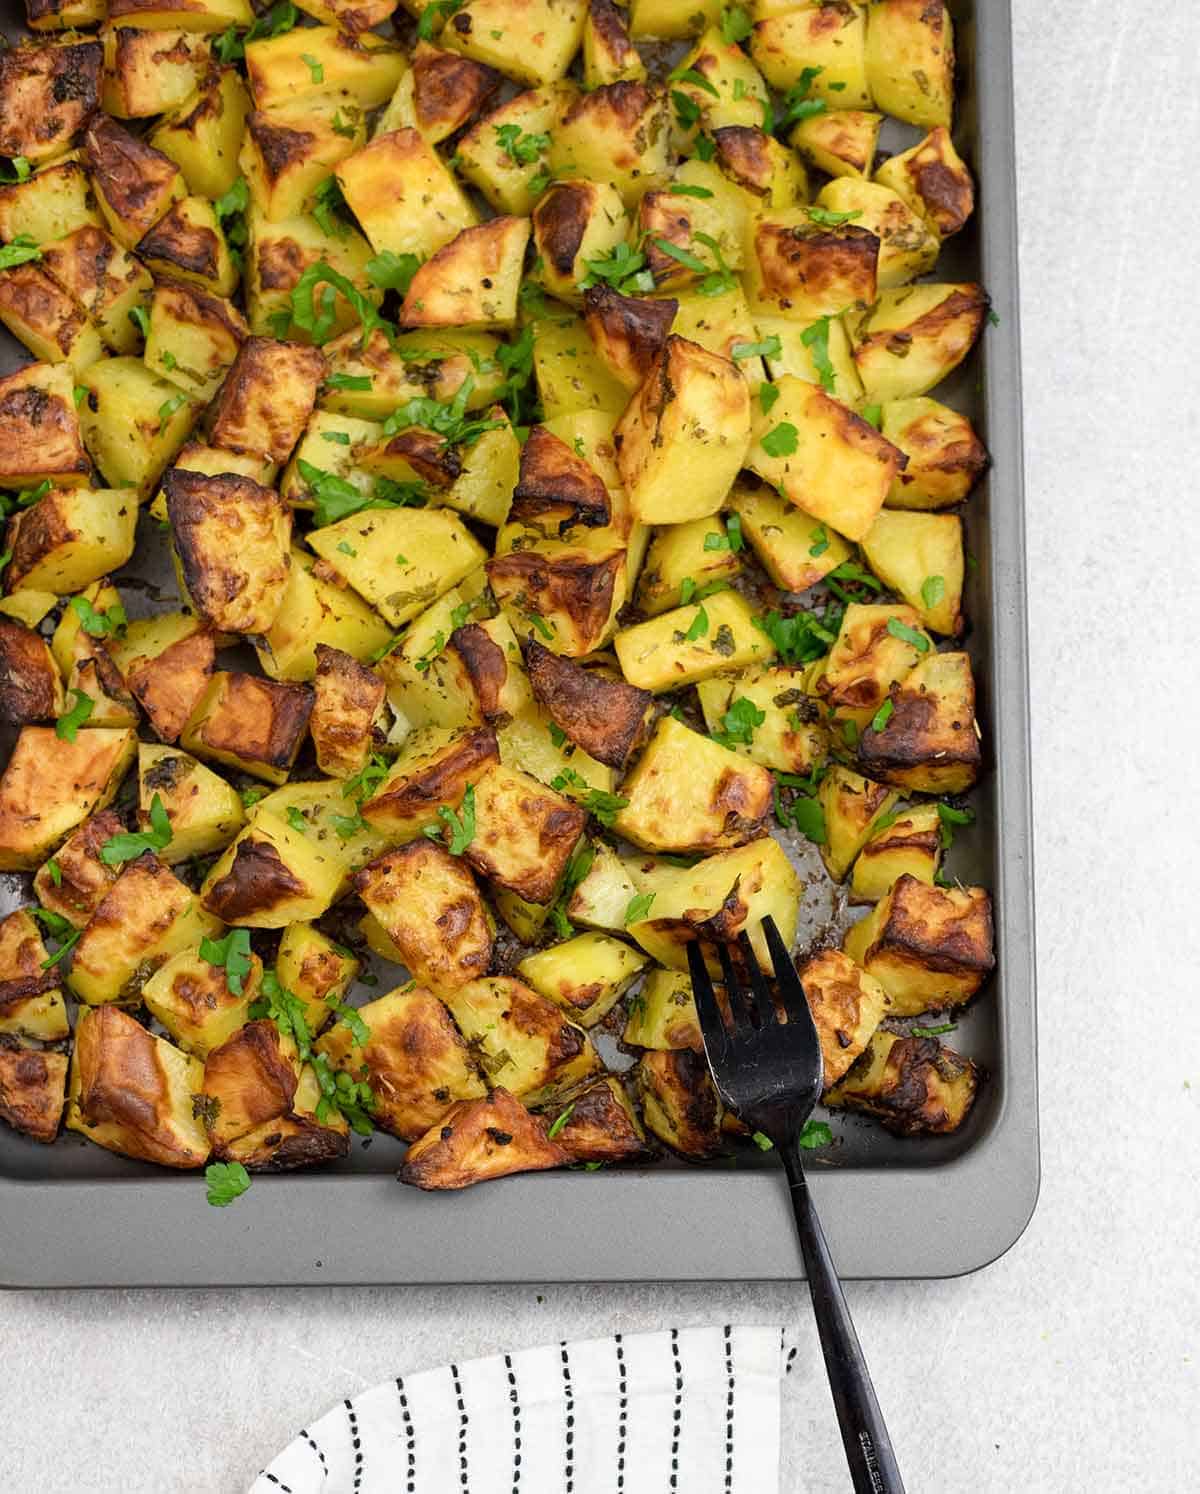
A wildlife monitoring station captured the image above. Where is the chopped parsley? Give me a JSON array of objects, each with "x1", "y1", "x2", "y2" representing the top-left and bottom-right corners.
[
  {"x1": 936, "y1": 801, "x2": 974, "y2": 849},
  {"x1": 54, "y1": 689, "x2": 93, "y2": 743},
  {"x1": 703, "y1": 515, "x2": 743, "y2": 552},
  {"x1": 731, "y1": 334, "x2": 781, "y2": 362},
  {"x1": 886, "y1": 616, "x2": 930, "y2": 652},
  {"x1": 578, "y1": 241, "x2": 654, "y2": 296},
  {"x1": 365, "y1": 250, "x2": 422, "y2": 295},
  {"x1": 800, "y1": 315, "x2": 837, "y2": 393},
  {"x1": 423, "y1": 785, "x2": 476, "y2": 855},
  {"x1": 69, "y1": 595, "x2": 127, "y2": 638},
  {"x1": 684, "y1": 604, "x2": 709, "y2": 642},
  {"x1": 549, "y1": 768, "x2": 628, "y2": 827},
  {"x1": 199, "y1": 927, "x2": 253, "y2": 996},
  {"x1": 624, "y1": 892, "x2": 655, "y2": 924},
  {"x1": 807, "y1": 206, "x2": 863, "y2": 227},
  {"x1": 0, "y1": 235, "x2": 42, "y2": 271},
  {"x1": 494, "y1": 123, "x2": 551, "y2": 165},
  {"x1": 99, "y1": 794, "x2": 173, "y2": 866},
  {"x1": 760, "y1": 422, "x2": 798, "y2": 457},
  {"x1": 721, "y1": 3, "x2": 752, "y2": 43},
  {"x1": 798, "y1": 1119, "x2": 833, "y2": 1149},
  {"x1": 870, "y1": 698, "x2": 894, "y2": 733},
  {"x1": 714, "y1": 695, "x2": 764, "y2": 748},
  {"x1": 921, "y1": 574, "x2": 946, "y2": 609},
  {"x1": 205, "y1": 1160, "x2": 251, "y2": 1207}
]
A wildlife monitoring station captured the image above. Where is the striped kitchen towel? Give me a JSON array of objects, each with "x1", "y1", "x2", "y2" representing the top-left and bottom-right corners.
[{"x1": 250, "y1": 1324, "x2": 784, "y2": 1494}]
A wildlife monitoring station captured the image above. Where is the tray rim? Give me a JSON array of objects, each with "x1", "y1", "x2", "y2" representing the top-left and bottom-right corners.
[{"x1": 0, "y1": 0, "x2": 1038, "y2": 1288}]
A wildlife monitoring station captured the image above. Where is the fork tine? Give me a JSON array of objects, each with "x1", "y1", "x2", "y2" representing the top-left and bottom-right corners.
[
  {"x1": 736, "y1": 930, "x2": 778, "y2": 1027},
  {"x1": 760, "y1": 915, "x2": 812, "y2": 1027},
  {"x1": 715, "y1": 939, "x2": 753, "y2": 1032},
  {"x1": 686, "y1": 940, "x2": 730, "y2": 1062}
]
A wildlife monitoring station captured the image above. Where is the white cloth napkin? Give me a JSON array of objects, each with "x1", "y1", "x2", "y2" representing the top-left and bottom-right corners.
[{"x1": 250, "y1": 1324, "x2": 785, "y2": 1494}]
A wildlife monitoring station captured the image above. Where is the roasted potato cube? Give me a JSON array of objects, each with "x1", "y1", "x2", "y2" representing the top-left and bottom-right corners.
[
  {"x1": 355, "y1": 842, "x2": 492, "y2": 996},
  {"x1": 207, "y1": 335, "x2": 327, "y2": 464},
  {"x1": 84, "y1": 114, "x2": 184, "y2": 250},
  {"x1": 697, "y1": 665, "x2": 826, "y2": 775},
  {"x1": 532, "y1": 312, "x2": 630, "y2": 422},
  {"x1": 164, "y1": 467, "x2": 291, "y2": 634},
  {"x1": 814, "y1": 601, "x2": 932, "y2": 731},
  {"x1": 310, "y1": 644, "x2": 385, "y2": 779},
  {"x1": 362, "y1": 724, "x2": 499, "y2": 842},
  {"x1": 67, "y1": 1005, "x2": 209, "y2": 1166},
  {"x1": 49, "y1": 578, "x2": 130, "y2": 679},
  {"x1": 669, "y1": 29, "x2": 767, "y2": 135},
  {"x1": 850, "y1": 283, "x2": 988, "y2": 403},
  {"x1": 582, "y1": 285, "x2": 675, "y2": 392},
  {"x1": 77, "y1": 357, "x2": 200, "y2": 496},
  {"x1": 253, "y1": 779, "x2": 388, "y2": 890},
  {"x1": 728, "y1": 480, "x2": 852, "y2": 592},
  {"x1": 622, "y1": 966, "x2": 701, "y2": 1050},
  {"x1": 244, "y1": 24, "x2": 405, "y2": 111},
  {"x1": 400, "y1": 215, "x2": 530, "y2": 330},
  {"x1": 25, "y1": 0, "x2": 105, "y2": 32},
  {"x1": 279, "y1": 409, "x2": 379, "y2": 511},
  {"x1": 142, "y1": 945, "x2": 262, "y2": 1057},
  {"x1": 335, "y1": 127, "x2": 476, "y2": 259},
  {"x1": 445, "y1": 974, "x2": 601, "y2": 1103},
  {"x1": 746, "y1": 209, "x2": 878, "y2": 320},
  {"x1": 442, "y1": 0, "x2": 584, "y2": 87},
  {"x1": 136, "y1": 195, "x2": 237, "y2": 298},
  {"x1": 65, "y1": 650, "x2": 139, "y2": 729},
  {"x1": 220, "y1": 1060, "x2": 351, "y2": 1169},
  {"x1": 275, "y1": 922, "x2": 359, "y2": 1036},
  {"x1": 376, "y1": 42, "x2": 499, "y2": 144},
  {"x1": 256, "y1": 547, "x2": 392, "y2": 682},
  {"x1": 634, "y1": 515, "x2": 742, "y2": 618},
  {"x1": 844, "y1": 872, "x2": 992, "y2": 1015},
  {"x1": 107, "y1": 611, "x2": 214, "y2": 742},
  {"x1": 710, "y1": 125, "x2": 806, "y2": 205},
  {"x1": 0, "y1": 726, "x2": 136, "y2": 872},
  {"x1": 824, "y1": 1029, "x2": 978, "y2": 1135},
  {"x1": 40, "y1": 225, "x2": 152, "y2": 355},
  {"x1": 182, "y1": 670, "x2": 313, "y2": 785},
  {"x1": 0, "y1": 1040, "x2": 67, "y2": 1143},
  {"x1": 874, "y1": 125, "x2": 972, "y2": 238},
  {"x1": 69, "y1": 851, "x2": 222, "y2": 1006},
  {"x1": 860, "y1": 508, "x2": 963, "y2": 635},
  {"x1": 525, "y1": 639, "x2": 652, "y2": 769},
  {"x1": 518, "y1": 931, "x2": 647, "y2": 1027},
  {"x1": 399, "y1": 1084, "x2": 566, "y2": 1189},
  {"x1": 240, "y1": 103, "x2": 362, "y2": 223},
  {"x1": 0, "y1": 617, "x2": 63, "y2": 724},
  {"x1": 0, "y1": 39, "x2": 101, "y2": 165},
  {"x1": 0, "y1": 361, "x2": 91, "y2": 491},
  {"x1": 510, "y1": 423, "x2": 612, "y2": 534},
  {"x1": 546, "y1": 1073, "x2": 647, "y2": 1163},
  {"x1": 849, "y1": 801, "x2": 941, "y2": 902},
  {"x1": 318, "y1": 984, "x2": 486, "y2": 1140},
  {"x1": 550, "y1": 81, "x2": 670, "y2": 206},
  {"x1": 454, "y1": 85, "x2": 563, "y2": 217},
  {"x1": 372, "y1": 579, "x2": 493, "y2": 732},
  {"x1": 137, "y1": 743, "x2": 245, "y2": 864},
  {"x1": 752, "y1": 1, "x2": 871, "y2": 98},
  {"x1": 798, "y1": 946, "x2": 889, "y2": 1088},
  {"x1": 200, "y1": 808, "x2": 343, "y2": 926},
  {"x1": 459, "y1": 761, "x2": 586, "y2": 904},
  {"x1": 583, "y1": 0, "x2": 645, "y2": 86},
  {"x1": 0, "y1": 589, "x2": 58, "y2": 628},
  {"x1": 245, "y1": 206, "x2": 377, "y2": 343},
  {"x1": 488, "y1": 538, "x2": 627, "y2": 657},
  {"x1": 3, "y1": 483, "x2": 137, "y2": 595},
  {"x1": 494, "y1": 702, "x2": 615, "y2": 800},
  {"x1": 636, "y1": 1047, "x2": 722, "y2": 1158},
  {"x1": 0, "y1": 261, "x2": 103, "y2": 372},
  {"x1": 856, "y1": 649, "x2": 980, "y2": 793},
  {"x1": 564, "y1": 839, "x2": 638, "y2": 932},
  {"x1": 101, "y1": 26, "x2": 211, "y2": 119},
  {"x1": 791, "y1": 107, "x2": 882, "y2": 180},
  {"x1": 0, "y1": 157, "x2": 102, "y2": 245},
  {"x1": 613, "y1": 715, "x2": 772, "y2": 854},
  {"x1": 31, "y1": 810, "x2": 122, "y2": 931},
  {"x1": 0, "y1": 908, "x2": 70, "y2": 1041},
  {"x1": 864, "y1": 0, "x2": 954, "y2": 130},
  {"x1": 150, "y1": 66, "x2": 251, "y2": 201},
  {"x1": 882, "y1": 396, "x2": 987, "y2": 510},
  {"x1": 615, "y1": 335, "x2": 749, "y2": 525},
  {"x1": 532, "y1": 178, "x2": 628, "y2": 306},
  {"x1": 614, "y1": 587, "x2": 772, "y2": 694},
  {"x1": 106, "y1": 0, "x2": 253, "y2": 29},
  {"x1": 815, "y1": 177, "x2": 939, "y2": 288},
  {"x1": 816, "y1": 763, "x2": 898, "y2": 882},
  {"x1": 624, "y1": 835, "x2": 800, "y2": 974}
]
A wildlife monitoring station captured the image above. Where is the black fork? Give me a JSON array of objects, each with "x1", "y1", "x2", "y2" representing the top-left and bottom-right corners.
[{"x1": 686, "y1": 918, "x2": 905, "y2": 1494}]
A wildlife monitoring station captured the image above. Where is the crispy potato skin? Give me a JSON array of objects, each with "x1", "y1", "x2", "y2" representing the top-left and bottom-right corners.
[
  {"x1": 84, "y1": 113, "x2": 180, "y2": 238},
  {"x1": 487, "y1": 547, "x2": 625, "y2": 657},
  {"x1": 549, "y1": 1076, "x2": 647, "y2": 1163},
  {"x1": 354, "y1": 842, "x2": 493, "y2": 996},
  {"x1": 310, "y1": 644, "x2": 384, "y2": 778},
  {"x1": 510, "y1": 424, "x2": 611, "y2": 531},
  {"x1": 0, "y1": 1040, "x2": 68, "y2": 1142},
  {"x1": 399, "y1": 1086, "x2": 568, "y2": 1190},
  {"x1": 712, "y1": 125, "x2": 777, "y2": 197},
  {"x1": 583, "y1": 285, "x2": 676, "y2": 389},
  {"x1": 362, "y1": 725, "x2": 500, "y2": 836},
  {"x1": 867, "y1": 874, "x2": 994, "y2": 986},
  {"x1": 201, "y1": 1018, "x2": 298, "y2": 1152},
  {"x1": 0, "y1": 363, "x2": 91, "y2": 488},
  {"x1": 463, "y1": 764, "x2": 587, "y2": 905},
  {"x1": 188, "y1": 671, "x2": 314, "y2": 777},
  {"x1": 446, "y1": 624, "x2": 508, "y2": 721},
  {"x1": 203, "y1": 834, "x2": 306, "y2": 923},
  {"x1": 411, "y1": 42, "x2": 501, "y2": 135},
  {"x1": 207, "y1": 335, "x2": 327, "y2": 463},
  {"x1": 826, "y1": 1031, "x2": 978, "y2": 1136},
  {"x1": 799, "y1": 947, "x2": 890, "y2": 1088},
  {"x1": 857, "y1": 651, "x2": 981, "y2": 793},
  {"x1": 0, "y1": 618, "x2": 63, "y2": 723},
  {"x1": 755, "y1": 219, "x2": 879, "y2": 315},
  {"x1": 138, "y1": 204, "x2": 225, "y2": 284},
  {"x1": 120, "y1": 624, "x2": 215, "y2": 743},
  {"x1": 525, "y1": 639, "x2": 652, "y2": 769},
  {"x1": 31, "y1": 808, "x2": 122, "y2": 927},
  {"x1": 0, "y1": 39, "x2": 101, "y2": 163},
  {"x1": 636, "y1": 1048, "x2": 723, "y2": 1159},
  {"x1": 0, "y1": 260, "x2": 94, "y2": 359}
]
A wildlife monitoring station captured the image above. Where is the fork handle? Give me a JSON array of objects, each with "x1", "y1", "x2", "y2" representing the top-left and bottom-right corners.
[{"x1": 783, "y1": 1145, "x2": 905, "y2": 1494}]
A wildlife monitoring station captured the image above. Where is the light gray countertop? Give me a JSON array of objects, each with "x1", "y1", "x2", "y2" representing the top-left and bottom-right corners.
[{"x1": 2, "y1": 4, "x2": 1197, "y2": 1489}]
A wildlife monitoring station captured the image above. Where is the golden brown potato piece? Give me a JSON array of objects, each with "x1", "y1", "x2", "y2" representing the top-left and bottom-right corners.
[
  {"x1": 399, "y1": 1086, "x2": 568, "y2": 1190},
  {"x1": 316, "y1": 985, "x2": 486, "y2": 1141},
  {"x1": 638, "y1": 190, "x2": 697, "y2": 291},
  {"x1": 165, "y1": 467, "x2": 292, "y2": 635},
  {"x1": 354, "y1": 842, "x2": 492, "y2": 996},
  {"x1": 0, "y1": 618, "x2": 64, "y2": 723},
  {"x1": 361, "y1": 724, "x2": 500, "y2": 842},
  {"x1": 798, "y1": 947, "x2": 891, "y2": 1089},
  {"x1": 545, "y1": 1075, "x2": 648, "y2": 1164},
  {"x1": 0, "y1": 39, "x2": 102, "y2": 165},
  {"x1": 525, "y1": 639, "x2": 652, "y2": 769},
  {"x1": 712, "y1": 124, "x2": 783, "y2": 198},
  {"x1": 752, "y1": 216, "x2": 879, "y2": 318},
  {"x1": 445, "y1": 622, "x2": 519, "y2": 723},
  {"x1": 0, "y1": 361, "x2": 92, "y2": 491},
  {"x1": 199, "y1": 809, "x2": 342, "y2": 926},
  {"x1": 856, "y1": 651, "x2": 981, "y2": 794},
  {"x1": 399, "y1": 215, "x2": 529, "y2": 330},
  {"x1": 461, "y1": 762, "x2": 587, "y2": 905},
  {"x1": 824, "y1": 1030, "x2": 978, "y2": 1136},
  {"x1": 408, "y1": 41, "x2": 501, "y2": 136},
  {"x1": 220, "y1": 1063, "x2": 350, "y2": 1170},
  {"x1": 0, "y1": 726, "x2": 136, "y2": 873},
  {"x1": 84, "y1": 112, "x2": 183, "y2": 249},
  {"x1": 445, "y1": 975, "x2": 601, "y2": 1103},
  {"x1": 68, "y1": 1004, "x2": 209, "y2": 1167},
  {"x1": 201, "y1": 1017, "x2": 297, "y2": 1155},
  {"x1": 0, "y1": 260, "x2": 100, "y2": 370},
  {"x1": 137, "y1": 196, "x2": 233, "y2": 294},
  {"x1": 510, "y1": 424, "x2": 612, "y2": 532},
  {"x1": 883, "y1": 397, "x2": 988, "y2": 510},
  {"x1": 875, "y1": 126, "x2": 973, "y2": 238},
  {"x1": 31, "y1": 809, "x2": 123, "y2": 929},
  {"x1": 182, "y1": 670, "x2": 313, "y2": 784},
  {"x1": 310, "y1": 644, "x2": 385, "y2": 779},
  {"x1": 0, "y1": 1040, "x2": 68, "y2": 1143},
  {"x1": 487, "y1": 544, "x2": 626, "y2": 658},
  {"x1": 206, "y1": 335, "x2": 327, "y2": 463},
  {"x1": 109, "y1": 614, "x2": 215, "y2": 743},
  {"x1": 0, "y1": 910, "x2": 69, "y2": 1043},
  {"x1": 845, "y1": 873, "x2": 994, "y2": 1016},
  {"x1": 582, "y1": 284, "x2": 676, "y2": 390},
  {"x1": 636, "y1": 1048, "x2": 723, "y2": 1159},
  {"x1": 850, "y1": 283, "x2": 988, "y2": 404}
]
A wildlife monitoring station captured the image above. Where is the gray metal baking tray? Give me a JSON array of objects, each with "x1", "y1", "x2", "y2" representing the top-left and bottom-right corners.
[{"x1": 0, "y1": 0, "x2": 1036, "y2": 1286}]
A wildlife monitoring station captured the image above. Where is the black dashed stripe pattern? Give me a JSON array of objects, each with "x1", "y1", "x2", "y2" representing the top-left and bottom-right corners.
[
  {"x1": 344, "y1": 1398, "x2": 363, "y2": 1492},
  {"x1": 723, "y1": 1325, "x2": 735, "y2": 1492},
  {"x1": 262, "y1": 1471, "x2": 291, "y2": 1491},
  {"x1": 614, "y1": 1332, "x2": 628, "y2": 1492},
  {"x1": 300, "y1": 1430, "x2": 326, "y2": 1475},
  {"x1": 669, "y1": 1327, "x2": 683, "y2": 1490},
  {"x1": 504, "y1": 1351, "x2": 523, "y2": 1492},
  {"x1": 450, "y1": 1362, "x2": 469, "y2": 1488},
  {"x1": 560, "y1": 1341, "x2": 576, "y2": 1493},
  {"x1": 395, "y1": 1377, "x2": 416, "y2": 1494}
]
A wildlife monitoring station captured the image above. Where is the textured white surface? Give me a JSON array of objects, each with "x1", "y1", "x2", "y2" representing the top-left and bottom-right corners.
[{"x1": 2, "y1": 4, "x2": 1198, "y2": 1490}]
